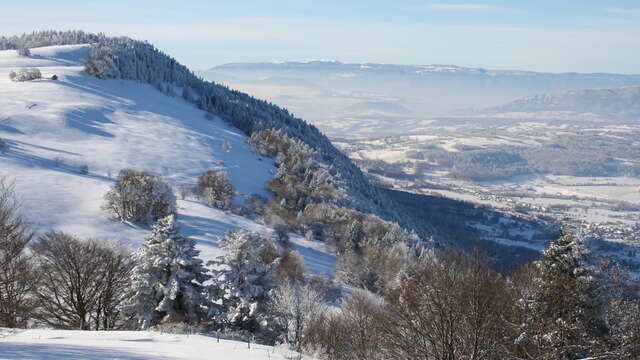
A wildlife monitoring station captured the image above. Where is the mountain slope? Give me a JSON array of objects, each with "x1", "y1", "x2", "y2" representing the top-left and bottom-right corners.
[
  {"x1": 0, "y1": 44, "x2": 335, "y2": 273},
  {"x1": 0, "y1": 31, "x2": 402, "y2": 228}
]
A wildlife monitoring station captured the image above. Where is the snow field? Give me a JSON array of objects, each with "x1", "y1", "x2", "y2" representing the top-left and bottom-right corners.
[{"x1": 0, "y1": 329, "x2": 316, "y2": 360}]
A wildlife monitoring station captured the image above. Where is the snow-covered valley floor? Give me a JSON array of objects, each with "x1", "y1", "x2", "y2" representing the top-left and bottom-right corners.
[{"x1": 0, "y1": 329, "x2": 315, "y2": 359}]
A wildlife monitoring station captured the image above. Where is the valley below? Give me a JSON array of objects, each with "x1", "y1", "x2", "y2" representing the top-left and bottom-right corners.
[
  {"x1": 205, "y1": 62, "x2": 640, "y2": 270},
  {"x1": 337, "y1": 117, "x2": 640, "y2": 270}
]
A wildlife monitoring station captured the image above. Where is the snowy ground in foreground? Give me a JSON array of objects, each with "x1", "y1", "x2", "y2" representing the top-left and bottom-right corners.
[
  {"x1": 0, "y1": 45, "x2": 335, "y2": 275},
  {"x1": 0, "y1": 329, "x2": 316, "y2": 360}
]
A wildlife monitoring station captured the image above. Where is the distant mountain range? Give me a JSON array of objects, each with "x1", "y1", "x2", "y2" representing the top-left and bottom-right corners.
[
  {"x1": 486, "y1": 86, "x2": 640, "y2": 120},
  {"x1": 210, "y1": 60, "x2": 640, "y2": 94},
  {"x1": 202, "y1": 61, "x2": 640, "y2": 138}
]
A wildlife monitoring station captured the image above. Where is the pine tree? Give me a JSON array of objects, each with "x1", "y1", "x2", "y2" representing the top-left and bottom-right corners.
[
  {"x1": 209, "y1": 230, "x2": 279, "y2": 333},
  {"x1": 346, "y1": 219, "x2": 364, "y2": 252},
  {"x1": 122, "y1": 215, "x2": 209, "y2": 329},
  {"x1": 519, "y1": 230, "x2": 607, "y2": 359}
]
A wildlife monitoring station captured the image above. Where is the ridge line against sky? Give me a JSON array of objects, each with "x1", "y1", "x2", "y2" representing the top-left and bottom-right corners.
[{"x1": 0, "y1": 0, "x2": 639, "y2": 74}]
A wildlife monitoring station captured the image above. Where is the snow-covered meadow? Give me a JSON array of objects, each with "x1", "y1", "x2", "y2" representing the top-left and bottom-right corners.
[{"x1": 0, "y1": 329, "x2": 315, "y2": 360}]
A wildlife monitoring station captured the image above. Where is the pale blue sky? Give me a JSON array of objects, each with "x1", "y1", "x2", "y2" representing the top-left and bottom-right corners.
[{"x1": 1, "y1": 1, "x2": 639, "y2": 73}]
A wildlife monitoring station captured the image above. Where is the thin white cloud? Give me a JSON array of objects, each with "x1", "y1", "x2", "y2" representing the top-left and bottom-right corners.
[
  {"x1": 412, "y1": 3, "x2": 509, "y2": 12},
  {"x1": 606, "y1": 8, "x2": 640, "y2": 16}
]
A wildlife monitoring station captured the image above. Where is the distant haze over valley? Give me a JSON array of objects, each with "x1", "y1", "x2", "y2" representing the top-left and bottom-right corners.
[
  {"x1": 202, "y1": 59, "x2": 640, "y2": 252},
  {"x1": 200, "y1": 61, "x2": 640, "y2": 139}
]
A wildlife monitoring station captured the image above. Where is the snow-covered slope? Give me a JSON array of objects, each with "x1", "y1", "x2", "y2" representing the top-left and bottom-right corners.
[
  {"x1": 0, "y1": 45, "x2": 334, "y2": 273},
  {"x1": 0, "y1": 329, "x2": 316, "y2": 359}
]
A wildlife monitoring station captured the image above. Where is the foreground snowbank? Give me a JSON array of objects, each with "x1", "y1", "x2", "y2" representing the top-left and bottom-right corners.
[{"x1": 0, "y1": 329, "x2": 316, "y2": 360}]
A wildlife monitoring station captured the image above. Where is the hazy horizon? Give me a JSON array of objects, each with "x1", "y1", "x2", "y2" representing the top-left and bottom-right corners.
[{"x1": 1, "y1": 1, "x2": 640, "y2": 74}]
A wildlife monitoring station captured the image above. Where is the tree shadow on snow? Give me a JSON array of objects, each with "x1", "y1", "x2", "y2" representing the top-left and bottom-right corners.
[
  {"x1": 0, "y1": 342, "x2": 174, "y2": 360},
  {"x1": 290, "y1": 242, "x2": 335, "y2": 276},
  {"x1": 0, "y1": 139, "x2": 112, "y2": 182},
  {"x1": 0, "y1": 122, "x2": 25, "y2": 135},
  {"x1": 64, "y1": 108, "x2": 116, "y2": 138}
]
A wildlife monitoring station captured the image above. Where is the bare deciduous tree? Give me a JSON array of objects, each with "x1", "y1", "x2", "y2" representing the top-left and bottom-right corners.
[
  {"x1": 380, "y1": 249, "x2": 510, "y2": 360},
  {"x1": 33, "y1": 232, "x2": 133, "y2": 330},
  {"x1": 93, "y1": 241, "x2": 135, "y2": 330},
  {"x1": 0, "y1": 179, "x2": 37, "y2": 328},
  {"x1": 305, "y1": 290, "x2": 386, "y2": 360},
  {"x1": 274, "y1": 249, "x2": 306, "y2": 283},
  {"x1": 195, "y1": 170, "x2": 234, "y2": 209}
]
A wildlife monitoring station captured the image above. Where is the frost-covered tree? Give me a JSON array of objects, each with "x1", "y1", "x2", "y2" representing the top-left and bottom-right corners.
[
  {"x1": 122, "y1": 215, "x2": 209, "y2": 329},
  {"x1": 597, "y1": 260, "x2": 640, "y2": 359},
  {"x1": 249, "y1": 129, "x2": 343, "y2": 211},
  {"x1": 268, "y1": 281, "x2": 325, "y2": 350},
  {"x1": 514, "y1": 230, "x2": 608, "y2": 359},
  {"x1": 346, "y1": 219, "x2": 365, "y2": 251},
  {"x1": 0, "y1": 30, "x2": 101, "y2": 51},
  {"x1": 208, "y1": 230, "x2": 279, "y2": 334},
  {"x1": 103, "y1": 169, "x2": 176, "y2": 225},
  {"x1": 195, "y1": 170, "x2": 234, "y2": 209},
  {"x1": 10, "y1": 68, "x2": 41, "y2": 82},
  {"x1": 16, "y1": 46, "x2": 31, "y2": 57},
  {"x1": 335, "y1": 239, "x2": 415, "y2": 293}
]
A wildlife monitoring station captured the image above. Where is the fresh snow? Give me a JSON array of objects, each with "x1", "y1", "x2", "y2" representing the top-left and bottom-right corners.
[
  {"x1": 0, "y1": 329, "x2": 316, "y2": 360},
  {"x1": 0, "y1": 45, "x2": 335, "y2": 274}
]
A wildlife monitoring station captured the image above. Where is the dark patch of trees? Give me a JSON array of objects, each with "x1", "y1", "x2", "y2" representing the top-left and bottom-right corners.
[{"x1": 195, "y1": 170, "x2": 234, "y2": 209}]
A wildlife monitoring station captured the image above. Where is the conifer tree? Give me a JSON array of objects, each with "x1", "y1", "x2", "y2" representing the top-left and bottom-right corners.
[
  {"x1": 518, "y1": 230, "x2": 607, "y2": 359},
  {"x1": 209, "y1": 230, "x2": 279, "y2": 333},
  {"x1": 122, "y1": 215, "x2": 209, "y2": 329}
]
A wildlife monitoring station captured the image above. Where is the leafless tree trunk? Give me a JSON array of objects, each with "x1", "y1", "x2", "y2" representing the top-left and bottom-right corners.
[
  {"x1": 0, "y1": 178, "x2": 37, "y2": 328},
  {"x1": 32, "y1": 232, "x2": 108, "y2": 329},
  {"x1": 379, "y1": 249, "x2": 510, "y2": 360},
  {"x1": 92, "y1": 241, "x2": 135, "y2": 330}
]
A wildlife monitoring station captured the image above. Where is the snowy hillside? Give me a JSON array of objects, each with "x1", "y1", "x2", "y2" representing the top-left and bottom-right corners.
[
  {"x1": 0, "y1": 329, "x2": 315, "y2": 360},
  {"x1": 0, "y1": 45, "x2": 334, "y2": 272}
]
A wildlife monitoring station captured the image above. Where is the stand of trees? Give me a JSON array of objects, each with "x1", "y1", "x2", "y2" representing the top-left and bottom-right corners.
[
  {"x1": 9, "y1": 68, "x2": 42, "y2": 82},
  {"x1": 305, "y1": 234, "x2": 640, "y2": 360},
  {"x1": 2, "y1": 175, "x2": 640, "y2": 358},
  {"x1": 194, "y1": 170, "x2": 234, "y2": 209}
]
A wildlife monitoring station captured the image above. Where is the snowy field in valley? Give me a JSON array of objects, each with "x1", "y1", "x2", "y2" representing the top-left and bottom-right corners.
[
  {"x1": 0, "y1": 45, "x2": 335, "y2": 273},
  {"x1": 0, "y1": 329, "x2": 316, "y2": 360}
]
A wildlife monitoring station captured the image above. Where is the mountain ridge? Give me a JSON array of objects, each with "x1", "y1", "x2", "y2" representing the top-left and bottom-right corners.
[
  {"x1": 211, "y1": 60, "x2": 640, "y2": 77},
  {"x1": 485, "y1": 85, "x2": 640, "y2": 119}
]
